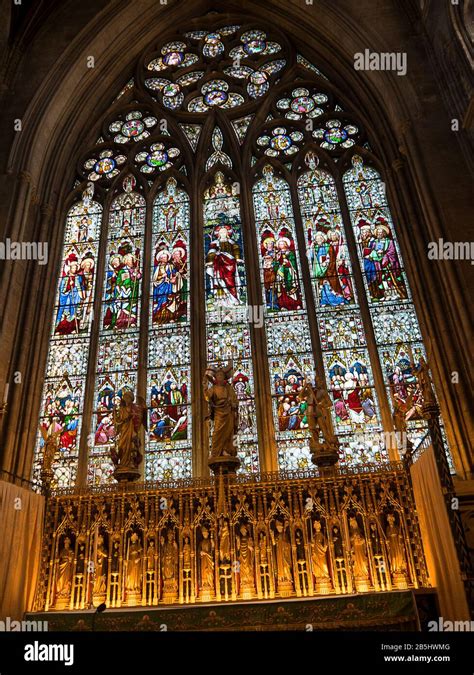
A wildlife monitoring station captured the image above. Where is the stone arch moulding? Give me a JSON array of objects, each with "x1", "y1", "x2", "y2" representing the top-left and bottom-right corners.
[{"x1": 1, "y1": 0, "x2": 471, "y2": 483}]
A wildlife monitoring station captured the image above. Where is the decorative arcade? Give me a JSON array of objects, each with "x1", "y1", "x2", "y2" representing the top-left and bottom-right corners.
[{"x1": 36, "y1": 462, "x2": 427, "y2": 612}]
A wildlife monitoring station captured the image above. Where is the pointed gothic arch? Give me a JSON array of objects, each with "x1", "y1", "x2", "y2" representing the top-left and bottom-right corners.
[
  {"x1": 1, "y1": 1, "x2": 470, "y2": 486},
  {"x1": 25, "y1": 13, "x2": 458, "y2": 491}
]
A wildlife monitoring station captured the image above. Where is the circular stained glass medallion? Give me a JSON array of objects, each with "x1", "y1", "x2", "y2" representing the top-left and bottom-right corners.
[
  {"x1": 122, "y1": 120, "x2": 145, "y2": 137},
  {"x1": 270, "y1": 134, "x2": 292, "y2": 151},
  {"x1": 204, "y1": 90, "x2": 228, "y2": 106},
  {"x1": 291, "y1": 96, "x2": 315, "y2": 114},
  {"x1": 244, "y1": 39, "x2": 266, "y2": 55},
  {"x1": 163, "y1": 83, "x2": 180, "y2": 97},
  {"x1": 250, "y1": 71, "x2": 268, "y2": 85},
  {"x1": 146, "y1": 149, "x2": 169, "y2": 167},
  {"x1": 94, "y1": 158, "x2": 116, "y2": 174},
  {"x1": 163, "y1": 51, "x2": 184, "y2": 66},
  {"x1": 323, "y1": 128, "x2": 348, "y2": 144}
]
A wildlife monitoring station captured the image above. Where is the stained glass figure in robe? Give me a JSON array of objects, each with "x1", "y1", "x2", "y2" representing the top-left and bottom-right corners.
[
  {"x1": 33, "y1": 184, "x2": 102, "y2": 489},
  {"x1": 88, "y1": 176, "x2": 145, "y2": 485},
  {"x1": 146, "y1": 178, "x2": 192, "y2": 481},
  {"x1": 205, "y1": 177, "x2": 246, "y2": 311},
  {"x1": 203, "y1": 171, "x2": 259, "y2": 473},
  {"x1": 343, "y1": 155, "x2": 452, "y2": 464},
  {"x1": 297, "y1": 152, "x2": 385, "y2": 465},
  {"x1": 152, "y1": 238, "x2": 187, "y2": 323},
  {"x1": 253, "y1": 165, "x2": 315, "y2": 470}
]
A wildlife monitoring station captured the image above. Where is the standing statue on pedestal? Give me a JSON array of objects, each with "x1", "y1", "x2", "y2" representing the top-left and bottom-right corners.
[
  {"x1": 55, "y1": 536, "x2": 74, "y2": 608},
  {"x1": 112, "y1": 390, "x2": 147, "y2": 482},
  {"x1": 203, "y1": 364, "x2": 239, "y2": 462},
  {"x1": 415, "y1": 356, "x2": 437, "y2": 407},
  {"x1": 125, "y1": 532, "x2": 143, "y2": 602},
  {"x1": 39, "y1": 421, "x2": 62, "y2": 490},
  {"x1": 300, "y1": 376, "x2": 339, "y2": 468},
  {"x1": 236, "y1": 523, "x2": 255, "y2": 595},
  {"x1": 161, "y1": 529, "x2": 178, "y2": 601},
  {"x1": 271, "y1": 518, "x2": 293, "y2": 595},
  {"x1": 93, "y1": 534, "x2": 108, "y2": 598},
  {"x1": 198, "y1": 526, "x2": 215, "y2": 599},
  {"x1": 385, "y1": 513, "x2": 407, "y2": 580},
  {"x1": 219, "y1": 518, "x2": 231, "y2": 563},
  {"x1": 349, "y1": 516, "x2": 370, "y2": 583},
  {"x1": 300, "y1": 376, "x2": 337, "y2": 444},
  {"x1": 311, "y1": 520, "x2": 331, "y2": 591}
]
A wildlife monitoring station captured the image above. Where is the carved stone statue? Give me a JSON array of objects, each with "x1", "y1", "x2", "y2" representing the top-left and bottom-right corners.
[
  {"x1": 126, "y1": 532, "x2": 143, "y2": 596},
  {"x1": 198, "y1": 526, "x2": 215, "y2": 595},
  {"x1": 415, "y1": 356, "x2": 437, "y2": 407},
  {"x1": 39, "y1": 421, "x2": 61, "y2": 481},
  {"x1": 93, "y1": 534, "x2": 108, "y2": 596},
  {"x1": 311, "y1": 520, "x2": 330, "y2": 580},
  {"x1": 111, "y1": 539, "x2": 120, "y2": 574},
  {"x1": 161, "y1": 529, "x2": 178, "y2": 595},
  {"x1": 299, "y1": 376, "x2": 338, "y2": 451},
  {"x1": 385, "y1": 513, "x2": 407, "y2": 575},
  {"x1": 55, "y1": 536, "x2": 74, "y2": 607},
  {"x1": 349, "y1": 517, "x2": 370, "y2": 580},
  {"x1": 203, "y1": 365, "x2": 238, "y2": 458},
  {"x1": 182, "y1": 536, "x2": 192, "y2": 571},
  {"x1": 236, "y1": 523, "x2": 255, "y2": 592},
  {"x1": 392, "y1": 398, "x2": 407, "y2": 436},
  {"x1": 271, "y1": 519, "x2": 293, "y2": 594},
  {"x1": 219, "y1": 518, "x2": 231, "y2": 563},
  {"x1": 112, "y1": 390, "x2": 147, "y2": 481},
  {"x1": 146, "y1": 539, "x2": 156, "y2": 572}
]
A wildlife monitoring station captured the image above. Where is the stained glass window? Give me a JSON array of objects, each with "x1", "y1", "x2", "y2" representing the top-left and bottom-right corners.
[
  {"x1": 297, "y1": 152, "x2": 387, "y2": 466},
  {"x1": 252, "y1": 165, "x2": 315, "y2": 470},
  {"x1": 33, "y1": 20, "x2": 454, "y2": 491},
  {"x1": 147, "y1": 178, "x2": 192, "y2": 481},
  {"x1": 88, "y1": 176, "x2": 145, "y2": 485},
  {"x1": 33, "y1": 184, "x2": 102, "y2": 490},
  {"x1": 203, "y1": 171, "x2": 260, "y2": 473},
  {"x1": 343, "y1": 156, "x2": 451, "y2": 460}
]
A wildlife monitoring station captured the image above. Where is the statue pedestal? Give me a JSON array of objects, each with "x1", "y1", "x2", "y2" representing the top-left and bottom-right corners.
[
  {"x1": 314, "y1": 578, "x2": 332, "y2": 595},
  {"x1": 208, "y1": 455, "x2": 241, "y2": 476},
  {"x1": 41, "y1": 469, "x2": 54, "y2": 496},
  {"x1": 310, "y1": 440, "x2": 340, "y2": 476},
  {"x1": 276, "y1": 580, "x2": 294, "y2": 597},
  {"x1": 53, "y1": 596, "x2": 70, "y2": 611},
  {"x1": 162, "y1": 581, "x2": 178, "y2": 604},
  {"x1": 392, "y1": 571, "x2": 409, "y2": 590},
  {"x1": 113, "y1": 465, "x2": 141, "y2": 483}
]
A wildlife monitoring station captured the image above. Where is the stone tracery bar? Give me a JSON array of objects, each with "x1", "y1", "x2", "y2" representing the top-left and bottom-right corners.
[{"x1": 35, "y1": 462, "x2": 429, "y2": 611}]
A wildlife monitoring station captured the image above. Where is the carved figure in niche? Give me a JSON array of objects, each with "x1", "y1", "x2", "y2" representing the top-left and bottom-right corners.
[
  {"x1": 271, "y1": 519, "x2": 293, "y2": 587},
  {"x1": 311, "y1": 520, "x2": 330, "y2": 579},
  {"x1": 126, "y1": 532, "x2": 143, "y2": 593},
  {"x1": 198, "y1": 526, "x2": 215, "y2": 591},
  {"x1": 385, "y1": 513, "x2": 407, "y2": 574},
  {"x1": 55, "y1": 536, "x2": 74, "y2": 600},
  {"x1": 161, "y1": 529, "x2": 178, "y2": 587},
  {"x1": 236, "y1": 523, "x2": 255, "y2": 590},
  {"x1": 93, "y1": 534, "x2": 108, "y2": 595},
  {"x1": 349, "y1": 516, "x2": 369, "y2": 579}
]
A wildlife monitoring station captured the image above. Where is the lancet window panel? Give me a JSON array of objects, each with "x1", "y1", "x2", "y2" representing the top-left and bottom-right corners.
[
  {"x1": 203, "y1": 171, "x2": 260, "y2": 474},
  {"x1": 32, "y1": 190, "x2": 103, "y2": 491},
  {"x1": 88, "y1": 178, "x2": 146, "y2": 486},
  {"x1": 342, "y1": 155, "x2": 452, "y2": 462},
  {"x1": 252, "y1": 166, "x2": 316, "y2": 471},
  {"x1": 146, "y1": 178, "x2": 192, "y2": 482},
  {"x1": 296, "y1": 155, "x2": 387, "y2": 465}
]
